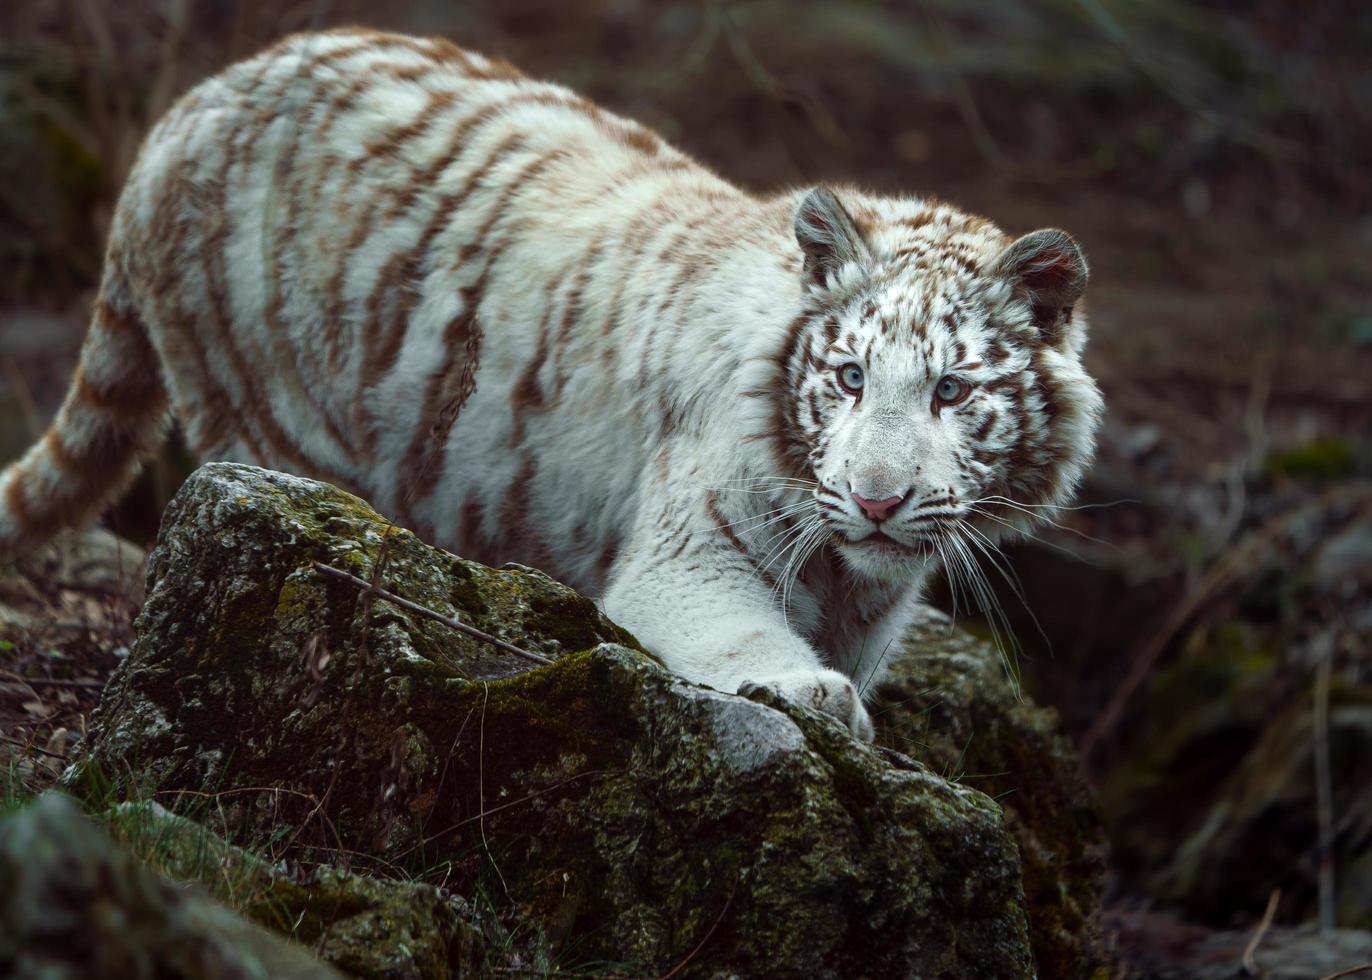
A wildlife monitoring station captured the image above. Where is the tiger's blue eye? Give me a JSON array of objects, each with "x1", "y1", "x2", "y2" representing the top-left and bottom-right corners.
[
  {"x1": 935, "y1": 376, "x2": 970, "y2": 404},
  {"x1": 837, "y1": 363, "x2": 864, "y2": 395}
]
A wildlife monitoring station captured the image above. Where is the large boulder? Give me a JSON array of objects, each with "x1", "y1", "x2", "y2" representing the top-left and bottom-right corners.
[{"x1": 70, "y1": 462, "x2": 1058, "y2": 976}]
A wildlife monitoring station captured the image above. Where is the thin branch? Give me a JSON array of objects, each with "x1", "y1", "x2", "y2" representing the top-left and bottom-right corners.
[
  {"x1": 312, "y1": 561, "x2": 553, "y2": 667},
  {"x1": 404, "y1": 769, "x2": 619, "y2": 851}
]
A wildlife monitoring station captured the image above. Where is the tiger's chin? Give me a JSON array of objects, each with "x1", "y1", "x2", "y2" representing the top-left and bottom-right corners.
[{"x1": 835, "y1": 532, "x2": 942, "y2": 584}]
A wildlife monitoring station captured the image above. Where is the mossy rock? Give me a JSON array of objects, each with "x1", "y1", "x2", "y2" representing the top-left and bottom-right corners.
[
  {"x1": 105, "y1": 800, "x2": 484, "y2": 978},
  {"x1": 872, "y1": 613, "x2": 1110, "y2": 979},
  {"x1": 0, "y1": 791, "x2": 341, "y2": 979},
  {"x1": 70, "y1": 462, "x2": 1037, "y2": 977}
]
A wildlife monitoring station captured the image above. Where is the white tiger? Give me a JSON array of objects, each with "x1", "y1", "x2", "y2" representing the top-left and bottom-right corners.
[{"x1": 0, "y1": 29, "x2": 1102, "y2": 738}]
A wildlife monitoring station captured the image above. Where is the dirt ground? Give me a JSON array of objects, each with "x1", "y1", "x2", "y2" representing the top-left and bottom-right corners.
[{"x1": 2, "y1": 2, "x2": 1370, "y2": 976}]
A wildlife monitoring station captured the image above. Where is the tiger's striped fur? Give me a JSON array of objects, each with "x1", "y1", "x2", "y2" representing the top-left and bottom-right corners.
[{"x1": 0, "y1": 29, "x2": 1102, "y2": 738}]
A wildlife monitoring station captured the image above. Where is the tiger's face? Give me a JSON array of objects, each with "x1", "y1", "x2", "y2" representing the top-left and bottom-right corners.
[{"x1": 778, "y1": 188, "x2": 1102, "y2": 583}]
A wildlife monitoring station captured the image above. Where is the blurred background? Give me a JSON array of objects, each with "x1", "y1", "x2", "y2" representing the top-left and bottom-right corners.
[{"x1": 1, "y1": 0, "x2": 1369, "y2": 973}]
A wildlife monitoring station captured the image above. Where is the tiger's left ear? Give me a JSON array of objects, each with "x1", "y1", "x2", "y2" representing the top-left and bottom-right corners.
[
  {"x1": 794, "y1": 188, "x2": 873, "y2": 290},
  {"x1": 991, "y1": 229, "x2": 1088, "y2": 346}
]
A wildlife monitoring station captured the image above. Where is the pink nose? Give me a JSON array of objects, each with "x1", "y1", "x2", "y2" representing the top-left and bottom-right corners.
[{"x1": 852, "y1": 492, "x2": 906, "y2": 522}]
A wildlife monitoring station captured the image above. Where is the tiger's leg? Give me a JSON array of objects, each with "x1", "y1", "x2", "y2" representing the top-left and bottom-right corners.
[{"x1": 601, "y1": 490, "x2": 874, "y2": 740}]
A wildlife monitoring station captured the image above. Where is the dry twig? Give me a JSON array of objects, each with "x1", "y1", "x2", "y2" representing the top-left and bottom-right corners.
[
  {"x1": 657, "y1": 874, "x2": 740, "y2": 980},
  {"x1": 312, "y1": 561, "x2": 553, "y2": 667}
]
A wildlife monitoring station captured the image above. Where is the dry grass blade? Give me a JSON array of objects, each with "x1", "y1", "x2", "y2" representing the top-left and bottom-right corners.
[
  {"x1": 0, "y1": 732, "x2": 68, "y2": 761},
  {"x1": 12, "y1": 677, "x2": 106, "y2": 690},
  {"x1": 1318, "y1": 966, "x2": 1372, "y2": 980},
  {"x1": 1241, "y1": 887, "x2": 1280, "y2": 975}
]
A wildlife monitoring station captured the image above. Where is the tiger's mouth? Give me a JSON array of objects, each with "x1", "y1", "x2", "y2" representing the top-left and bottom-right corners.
[{"x1": 848, "y1": 530, "x2": 938, "y2": 559}]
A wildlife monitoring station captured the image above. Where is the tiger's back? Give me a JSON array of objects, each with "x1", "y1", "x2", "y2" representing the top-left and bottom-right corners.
[{"x1": 10, "y1": 29, "x2": 772, "y2": 592}]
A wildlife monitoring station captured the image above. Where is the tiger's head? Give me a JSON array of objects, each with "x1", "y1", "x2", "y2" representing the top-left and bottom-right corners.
[{"x1": 774, "y1": 187, "x2": 1103, "y2": 583}]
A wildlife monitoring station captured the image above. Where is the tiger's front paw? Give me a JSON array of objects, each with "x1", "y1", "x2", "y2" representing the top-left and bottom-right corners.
[{"x1": 738, "y1": 668, "x2": 875, "y2": 742}]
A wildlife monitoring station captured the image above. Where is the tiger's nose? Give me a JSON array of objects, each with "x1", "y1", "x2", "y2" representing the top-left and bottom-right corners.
[{"x1": 852, "y1": 491, "x2": 906, "y2": 522}]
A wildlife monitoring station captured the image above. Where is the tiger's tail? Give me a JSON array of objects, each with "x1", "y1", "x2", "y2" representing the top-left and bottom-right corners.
[{"x1": 0, "y1": 276, "x2": 169, "y2": 561}]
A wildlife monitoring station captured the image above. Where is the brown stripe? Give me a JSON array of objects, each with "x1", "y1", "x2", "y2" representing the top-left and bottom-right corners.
[
  {"x1": 456, "y1": 495, "x2": 494, "y2": 563},
  {"x1": 293, "y1": 61, "x2": 458, "y2": 381},
  {"x1": 262, "y1": 63, "x2": 370, "y2": 459},
  {"x1": 236, "y1": 38, "x2": 387, "y2": 167},
  {"x1": 4, "y1": 470, "x2": 39, "y2": 535},
  {"x1": 349, "y1": 86, "x2": 460, "y2": 176},
  {"x1": 546, "y1": 233, "x2": 609, "y2": 402},
  {"x1": 497, "y1": 454, "x2": 551, "y2": 568},
  {"x1": 595, "y1": 535, "x2": 622, "y2": 584},
  {"x1": 770, "y1": 312, "x2": 814, "y2": 468},
  {"x1": 601, "y1": 204, "x2": 675, "y2": 339},
  {"x1": 972, "y1": 410, "x2": 998, "y2": 443},
  {"x1": 368, "y1": 33, "x2": 523, "y2": 81},
  {"x1": 70, "y1": 364, "x2": 163, "y2": 418},
  {"x1": 508, "y1": 282, "x2": 563, "y2": 445},
  {"x1": 393, "y1": 229, "x2": 512, "y2": 517},
  {"x1": 405, "y1": 295, "x2": 484, "y2": 504},
  {"x1": 329, "y1": 93, "x2": 559, "y2": 376},
  {"x1": 632, "y1": 231, "x2": 698, "y2": 390},
  {"x1": 44, "y1": 395, "x2": 165, "y2": 480},
  {"x1": 146, "y1": 51, "x2": 279, "y2": 462},
  {"x1": 95, "y1": 300, "x2": 143, "y2": 337},
  {"x1": 129, "y1": 90, "x2": 247, "y2": 459},
  {"x1": 359, "y1": 142, "x2": 565, "y2": 456},
  {"x1": 41, "y1": 428, "x2": 79, "y2": 475},
  {"x1": 706, "y1": 490, "x2": 779, "y2": 589}
]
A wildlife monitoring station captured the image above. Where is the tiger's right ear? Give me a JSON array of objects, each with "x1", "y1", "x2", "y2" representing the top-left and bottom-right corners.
[{"x1": 794, "y1": 188, "x2": 872, "y2": 289}]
